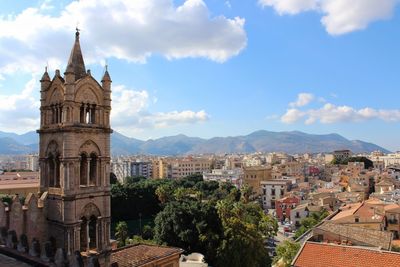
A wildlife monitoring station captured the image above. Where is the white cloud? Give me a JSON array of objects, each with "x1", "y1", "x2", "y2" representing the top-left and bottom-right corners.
[
  {"x1": 259, "y1": 0, "x2": 318, "y2": 15},
  {"x1": 259, "y1": 0, "x2": 399, "y2": 35},
  {"x1": 280, "y1": 102, "x2": 400, "y2": 124},
  {"x1": 289, "y1": 93, "x2": 315, "y2": 107},
  {"x1": 321, "y1": 0, "x2": 398, "y2": 35},
  {"x1": 281, "y1": 108, "x2": 306, "y2": 123},
  {"x1": 143, "y1": 110, "x2": 209, "y2": 129},
  {"x1": 0, "y1": 0, "x2": 247, "y2": 75},
  {"x1": 0, "y1": 77, "x2": 40, "y2": 133},
  {"x1": 111, "y1": 85, "x2": 209, "y2": 134},
  {"x1": 0, "y1": 81, "x2": 209, "y2": 134}
]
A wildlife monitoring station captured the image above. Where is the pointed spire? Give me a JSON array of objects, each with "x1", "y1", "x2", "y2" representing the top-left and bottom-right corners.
[
  {"x1": 102, "y1": 64, "x2": 111, "y2": 82},
  {"x1": 65, "y1": 28, "x2": 86, "y2": 80},
  {"x1": 40, "y1": 66, "x2": 50, "y2": 82}
]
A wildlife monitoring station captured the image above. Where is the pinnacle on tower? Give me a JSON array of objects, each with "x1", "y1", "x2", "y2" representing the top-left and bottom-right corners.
[
  {"x1": 66, "y1": 28, "x2": 86, "y2": 80},
  {"x1": 101, "y1": 65, "x2": 112, "y2": 82},
  {"x1": 40, "y1": 66, "x2": 50, "y2": 82}
]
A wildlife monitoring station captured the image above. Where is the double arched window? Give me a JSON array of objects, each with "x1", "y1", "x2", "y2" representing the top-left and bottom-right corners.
[
  {"x1": 51, "y1": 104, "x2": 63, "y2": 124},
  {"x1": 80, "y1": 152, "x2": 98, "y2": 186},
  {"x1": 79, "y1": 203, "x2": 101, "y2": 252},
  {"x1": 80, "y1": 103, "x2": 96, "y2": 124},
  {"x1": 80, "y1": 216, "x2": 97, "y2": 251}
]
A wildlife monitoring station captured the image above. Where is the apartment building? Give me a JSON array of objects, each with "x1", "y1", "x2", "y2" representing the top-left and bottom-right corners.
[
  {"x1": 170, "y1": 157, "x2": 213, "y2": 179},
  {"x1": 243, "y1": 165, "x2": 272, "y2": 195},
  {"x1": 260, "y1": 179, "x2": 292, "y2": 209}
]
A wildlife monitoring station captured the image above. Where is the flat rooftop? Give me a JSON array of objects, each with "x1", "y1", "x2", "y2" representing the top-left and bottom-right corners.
[{"x1": 0, "y1": 172, "x2": 39, "y2": 190}]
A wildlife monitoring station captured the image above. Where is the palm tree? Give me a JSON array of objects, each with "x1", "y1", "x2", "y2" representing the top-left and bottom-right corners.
[
  {"x1": 155, "y1": 184, "x2": 170, "y2": 204},
  {"x1": 115, "y1": 221, "x2": 129, "y2": 247}
]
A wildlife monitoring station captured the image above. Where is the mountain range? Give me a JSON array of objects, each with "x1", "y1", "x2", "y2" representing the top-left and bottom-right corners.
[{"x1": 0, "y1": 130, "x2": 390, "y2": 155}]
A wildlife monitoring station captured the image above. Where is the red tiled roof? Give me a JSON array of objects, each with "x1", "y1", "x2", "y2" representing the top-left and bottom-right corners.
[
  {"x1": 111, "y1": 244, "x2": 183, "y2": 267},
  {"x1": 293, "y1": 242, "x2": 400, "y2": 267}
]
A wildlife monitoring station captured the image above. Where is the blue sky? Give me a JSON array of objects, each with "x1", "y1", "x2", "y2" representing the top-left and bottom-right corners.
[{"x1": 0, "y1": 0, "x2": 400, "y2": 151}]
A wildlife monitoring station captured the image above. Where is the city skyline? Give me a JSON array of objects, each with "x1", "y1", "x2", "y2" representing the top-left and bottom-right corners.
[{"x1": 1, "y1": 0, "x2": 400, "y2": 151}]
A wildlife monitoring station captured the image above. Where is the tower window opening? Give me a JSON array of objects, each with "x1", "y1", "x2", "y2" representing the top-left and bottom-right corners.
[
  {"x1": 86, "y1": 110, "x2": 90, "y2": 124},
  {"x1": 48, "y1": 153, "x2": 61, "y2": 188},
  {"x1": 55, "y1": 155, "x2": 61, "y2": 187},
  {"x1": 89, "y1": 153, "x2": 97, "y2": 186},
  {"x1": 48, "y1": 154, "x2": 55, "y2": 187},
  {"x1": 80, "y1": 104, "x2": 85, "y2": 123},
  {"x1": 90, "y1": 105, "x2": 96, "y2": 124},
  {"x1": 80, "y1": 217, "x2": 88, "y2": 252},
  {"x1": 80, "y1": 153, "x2": 88, "y2": 186},
  {"x1": 89, "y1": 215, "x2": 97, "y2": 249}
]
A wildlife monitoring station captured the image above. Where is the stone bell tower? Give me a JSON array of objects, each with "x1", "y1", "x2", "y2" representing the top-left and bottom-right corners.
[{"x1": 38, "y1": 29, "x2": 112, "y2": 265}]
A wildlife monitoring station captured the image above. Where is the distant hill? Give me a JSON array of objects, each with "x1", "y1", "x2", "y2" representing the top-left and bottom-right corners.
[{"x1": 0, "y1": 130, "x2": 390, "y2": 155}]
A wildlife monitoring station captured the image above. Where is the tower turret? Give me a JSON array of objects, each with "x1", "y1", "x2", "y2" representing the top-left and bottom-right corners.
[{"x1": 102, "y1": 66, "x2": 112, "y2": 107}]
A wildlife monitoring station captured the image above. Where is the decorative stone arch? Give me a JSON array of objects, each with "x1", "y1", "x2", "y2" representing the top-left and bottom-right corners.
[
  {"x1": 45, "y1": 140, "x2": 61, "y2": 188},
  {"x1": 75, "y1": 78, "x2": 103, "y2": 124},
  {"x1": 45, "y1": 78, "x2": 65, "y2": 104},
  {"x1": 46, "y1": 140, "x2": 59, "y2": 156},
  {"x1": 80, "y1": 203, "x2": 101, "y2": 220},
  {"x1": 79, "y1": 140, "x2": 101, "y2": 186},
  {"x1": 75, "y1": 87, "x2": 100, "y2": 105},
  {"x1": 74, "y1": 77, "x2": 103, "y2": 103},
  {"x1": 45, "y1": 83, "x2": 65, "y2": 125},
  {"x1": 78, "y1": 140, "x2": 101, "y2": 156},
  {"x1": 79, "y1": 203, "x2": 101, "y2": 252},
  {"x1": 49, "y1": 87, "x2": 64, "y2": 104}
]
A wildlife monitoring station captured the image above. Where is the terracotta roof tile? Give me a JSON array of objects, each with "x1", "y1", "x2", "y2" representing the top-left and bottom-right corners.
[
  {"x1": 293, "y1": 242, "x2": 400, "y2": 267},
  {"x1": 315, "y1": 221, "x2": 393, "y2": 250},
  {"x1": 111, "y1": 244, "x2": 183, "y2": 267}
]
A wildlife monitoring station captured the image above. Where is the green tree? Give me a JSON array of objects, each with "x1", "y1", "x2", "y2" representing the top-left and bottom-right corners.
[
  {"x1": 115, "y1": 221, "x2": 129, "y2": 247},
  {"x1": 331, "y1": 156, "x2": 373, "y2": 169},
  {"x1": 155, "y1": 184, "x2": 172, "y2": 204},
  {"x1": 141, "y1": 225, "x2": 154, "y2": 240},
  {"x1": 126, "y1": 235, "x2": 157, "y2": 246},
  {"x1": 273, "y1": 240, "x2": 301, "y2": 267},
  {"x1": 216, "y1": 199, "x2": 278, "y2": 267},
  {"x1": 154, "y1": 200, "x2": 223, "y2": 265},
  {"x1": 110, "y1": 172, "x2": 119, "y2": 185},
  {"x1": 240, "y1": 184, "x2": 253, "y2": 204},
  {"x1": 294, "y1": 209, "x2": 329, "y2": 239},
  {"x1": 125, "y1": 176, "x2": 146, "y2": 184}
]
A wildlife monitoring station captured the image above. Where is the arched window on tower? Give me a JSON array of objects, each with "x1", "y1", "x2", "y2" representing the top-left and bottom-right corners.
[
  {"x1": 89, "y1": 215, "x2": 97, "y2": 250},
  {"x1": 90, "y1": 105, "x2": 96, "y2": 124},
  {"x1": 80, "y1": 153, "x2": 88, "y2": 186},
  {"x1": 80, "y1": 217, "x2": 88, "y2": 252},
  {"x1": 80, "y1": 103, "x2": 96, "y2": 124},
  {"x1": 86, "y1": 109, "x2": 90, "y2": 124},
  {"x1": 89, "y1": 153, "x2": 97, "y2": 186},
  {"x1": 48, "y1": 154, "x2": 55, "y2": 187},
  {"x1": 80, "y1": 104, "x2": 85, "y2": 123},
  {"x1": 55, "y1": 155, "x2": 61, "y2": 187}
]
